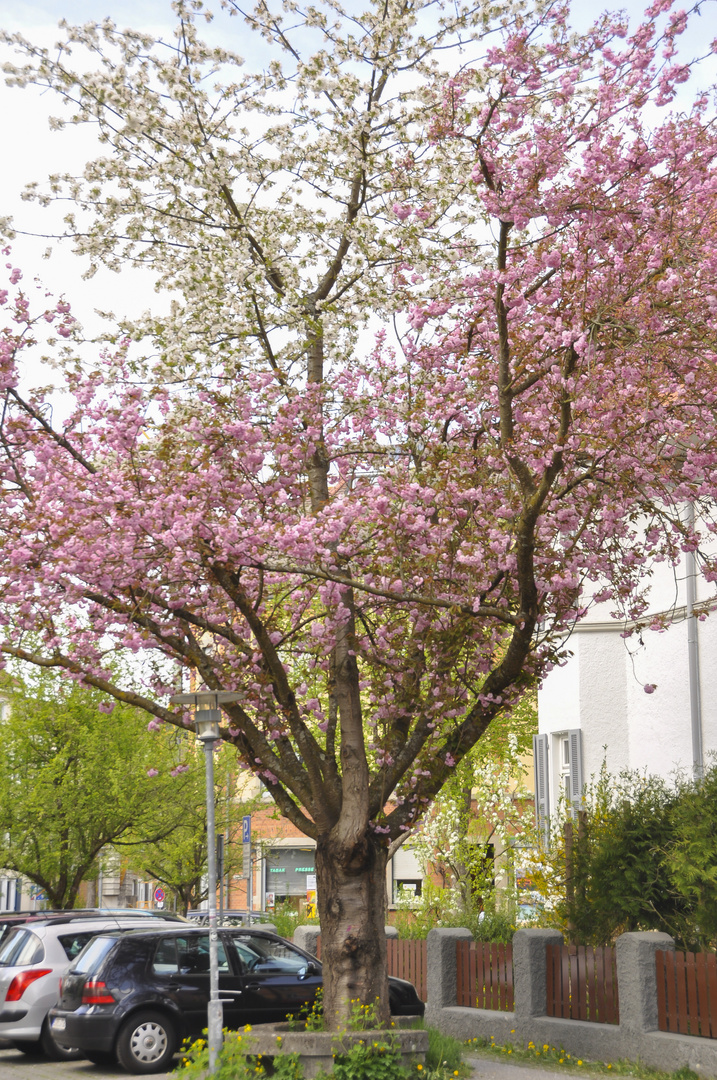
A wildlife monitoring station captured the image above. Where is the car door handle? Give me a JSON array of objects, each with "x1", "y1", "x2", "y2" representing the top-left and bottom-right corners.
[
  {"x1": 218, "y1": 989, "x2": 243, "y2": 996},
  {"x1": 245, "y1": 982, "x2": 261, "y2": 990}
]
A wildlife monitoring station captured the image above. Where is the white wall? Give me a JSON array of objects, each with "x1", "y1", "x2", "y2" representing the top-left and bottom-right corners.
[{"x1": 538, "y1": 550, "x2": 717, "y2": 804}]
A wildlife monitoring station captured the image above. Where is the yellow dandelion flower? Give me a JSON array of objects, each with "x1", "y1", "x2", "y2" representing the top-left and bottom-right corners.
[
  {"x1": 578, "y1": 1060, "x2": 583, "y2": 1066},
  {"x1": 417, "y1": 1065, "x2": 423, "y2": 1072},
  {"x1": 544, "y1": 1045, "x2": 549, "y2": 1051}
]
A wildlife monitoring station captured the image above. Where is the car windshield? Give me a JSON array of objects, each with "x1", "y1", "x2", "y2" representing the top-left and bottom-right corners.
[
  {"x1": 0, "y1": 928, "x2": 44, "y2": 967},
  {"x1": 70, "y1": 935, "x2": 120, "y2": 975}
]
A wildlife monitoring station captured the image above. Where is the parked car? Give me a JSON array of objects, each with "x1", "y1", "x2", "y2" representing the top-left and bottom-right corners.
[
  {"x1": 185, "y1": 908, "x2": 273, "y2": 927},
  {"x1": 50, "y1": 925, "x2": 425, "y2": 1074},
  {"x1": 0, "y1": 908, "x2": 186, "y2": 948},
  {"x1": 0, "y1": 913, "x2": 185, "y2": 1061}
]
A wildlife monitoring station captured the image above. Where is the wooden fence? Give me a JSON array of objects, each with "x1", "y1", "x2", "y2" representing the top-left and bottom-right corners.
[
  {"x1": 656, "y1": 949, "x2": 717, "y2": 1038},
  {"x1": 456, "y1": 940, "x2": 514, "y2": 1011},
  {"x1": 313, "y1": 936, "x2": 428, "y2": 1001},
  {"x1": 546, "y1": 944, "x2": 619, "y2": 1025}
]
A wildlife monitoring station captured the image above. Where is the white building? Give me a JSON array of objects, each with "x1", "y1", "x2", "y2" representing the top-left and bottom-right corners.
[{"x1": 535, "y1": 542, "x2": 717, "y2": 833}]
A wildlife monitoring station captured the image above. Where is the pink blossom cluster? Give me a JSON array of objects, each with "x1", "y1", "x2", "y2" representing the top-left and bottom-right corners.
[{"x1": 0, "y1": 0, "x2": 715, "y2": 842}]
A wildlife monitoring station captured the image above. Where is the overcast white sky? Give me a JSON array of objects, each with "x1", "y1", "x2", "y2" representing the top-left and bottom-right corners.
[{"x1": 0, "y1": 0, "x2": 714, "y2": 350}]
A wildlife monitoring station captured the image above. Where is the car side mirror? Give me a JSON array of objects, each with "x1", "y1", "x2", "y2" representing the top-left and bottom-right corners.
[{"x1": 299, "y1": 960, "x2": 319, "y2": 979}]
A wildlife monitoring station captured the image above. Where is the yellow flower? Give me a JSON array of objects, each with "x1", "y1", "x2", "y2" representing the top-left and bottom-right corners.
[
  {"x1": 578, "y1": 1060, "x2": 583, "y2": 1066},
  {"x1": 560, "y1": 1059, "x2": 564, "y2": 1064},
  {"x1": 417, "y1": 1066, "x2": 423, "y2": 1072},
  {"x1": 544, "y1": 1045, "x2": 549, "y2": 1051},
  {"x1": 510, "y1": 1030, "x2": 516, "y2": 1034}
]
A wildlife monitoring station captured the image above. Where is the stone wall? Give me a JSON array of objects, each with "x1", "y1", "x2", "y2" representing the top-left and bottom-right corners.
[{"x1": 425, "y1": 928, "x2": 717, "y2": 1076}]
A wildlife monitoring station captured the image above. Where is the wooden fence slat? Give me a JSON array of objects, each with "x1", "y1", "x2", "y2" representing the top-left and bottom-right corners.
[
  {"x1": 562, "y1": 945, "x2": 573, "y2": 1019},
  {"x1": 706, "y1": 954, "x2": 717, "y2": 1040},
  {"x1": 676, "y1": 950, "x2": 689, "y2": 1035},
  {"x1": 666, "y1": 950, "x2": 679, "y2": 1033},
  {"x1": 595, "y1": 947, "x2": 606, "y2": 1024},
  {"x1": 548, "y1": 950, "x2": 561, "y2": 1015},
  {"x1": 577, "y1": 947, "x2": 587, "y2": 1022},
  {"x1": 685, "y1": 952, "x2": 699, "y2": 1037},
  {"x1": 586, "y1": 946, "x2": 597, "y2": 1023},
  {"x1": 695, "y1": 952, "x2": 710, "y2": 1039},
  {"x1": 490, "y1": 943, "x2": 499, "y2": 1011}
]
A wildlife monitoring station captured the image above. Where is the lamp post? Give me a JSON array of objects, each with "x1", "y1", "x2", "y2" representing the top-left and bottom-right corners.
[{"x1": 169, "y1": 690, "x2": 240, "y2": 1073}]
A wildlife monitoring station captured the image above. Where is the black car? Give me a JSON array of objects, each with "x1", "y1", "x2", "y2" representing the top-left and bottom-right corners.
[{"x1": 49, "y1": 926, "x2": 424, "y2": 1074}]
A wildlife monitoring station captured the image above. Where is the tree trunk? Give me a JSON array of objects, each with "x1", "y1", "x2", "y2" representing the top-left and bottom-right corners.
[{"x1": 316, "y1": 828, "x2": 389, "y2": 1029}]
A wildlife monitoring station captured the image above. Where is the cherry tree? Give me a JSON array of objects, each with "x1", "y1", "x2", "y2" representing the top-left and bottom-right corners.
[{"x1": 1, "y1": 0, "x2": 717, "y2": 1026}]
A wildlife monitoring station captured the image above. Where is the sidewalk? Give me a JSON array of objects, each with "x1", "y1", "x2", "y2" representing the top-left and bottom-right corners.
[{"x1": 466, "y1": 1054, "x2": 594, "y2": 1080}]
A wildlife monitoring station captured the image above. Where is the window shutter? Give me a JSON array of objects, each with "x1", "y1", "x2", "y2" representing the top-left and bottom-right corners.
[
  {"x1": 533, "y1": 734, "x2": 550, "y2": 843},
  {"x1": 567, "y1": 728, "x2": 584, "y2": 814}
]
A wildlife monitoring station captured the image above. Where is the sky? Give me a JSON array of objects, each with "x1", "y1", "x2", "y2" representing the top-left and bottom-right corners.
[{"x1": 0, "y1": 0, "x2": 714, "y2": 363}]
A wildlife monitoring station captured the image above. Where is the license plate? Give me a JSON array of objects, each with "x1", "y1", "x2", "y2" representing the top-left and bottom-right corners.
[{"x1": 52, "y1": 1018, "x2": 66, "y2": 1031}]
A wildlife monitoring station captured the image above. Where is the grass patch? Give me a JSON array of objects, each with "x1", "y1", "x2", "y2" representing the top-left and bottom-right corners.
[
  {"x1": 463, "y1": 1035, "x2": 700, "y2": 1080},
  {"x1": 409, "y1": 1020, "x2": 469, "y2": 1077}
]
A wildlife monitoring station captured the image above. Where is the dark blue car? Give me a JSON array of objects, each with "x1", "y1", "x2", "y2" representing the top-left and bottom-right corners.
[{"x1": 49, "y1": 926, "x2": 424, "y2": 1074}]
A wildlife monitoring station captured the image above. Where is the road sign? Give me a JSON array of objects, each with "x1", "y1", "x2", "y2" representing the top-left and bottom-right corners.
[
  {"x1": 242, "y1": 814, "x2": 251, "y2": 880},
  {"x1": 154, "y1": 886, "x2": 165, "y2": 904}
]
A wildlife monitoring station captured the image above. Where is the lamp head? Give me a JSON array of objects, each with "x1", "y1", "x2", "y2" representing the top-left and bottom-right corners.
[{"x1": 195, "y1": 708, "x2": 221, "y2": 742}]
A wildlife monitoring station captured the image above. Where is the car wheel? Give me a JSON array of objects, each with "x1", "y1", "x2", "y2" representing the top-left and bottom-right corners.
[
  {"x1": 39, "y1": 1018, "x2": 84, "y2": 1061},
  {"x1": 116, "y1": 1011, "x2": 177, "y2": 1074},
  {"x1": 86, "y1": 1050, "x2": 117, "y2": 1065},
  {"x1": 10, "y1": 1040, "x2": 42, "y2": 1055}
]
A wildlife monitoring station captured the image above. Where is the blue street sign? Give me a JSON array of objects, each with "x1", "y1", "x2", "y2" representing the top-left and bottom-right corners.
[{"x1": 242, "y1": 815, "x2": 251, "y2": 844}]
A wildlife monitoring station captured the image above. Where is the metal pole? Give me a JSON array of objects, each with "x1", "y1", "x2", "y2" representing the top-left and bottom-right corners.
[
  {"x1": 204, "y1": 738, "x2": 223, "y2": 1072},
  {"x1": 686, "y1": 502, "x2": 704, "y2": 780}
]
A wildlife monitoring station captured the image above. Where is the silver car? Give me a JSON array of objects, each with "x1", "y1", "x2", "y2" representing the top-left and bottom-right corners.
[{"x1": 0, "y1": 914, "x2": 182, "y2": 1060}]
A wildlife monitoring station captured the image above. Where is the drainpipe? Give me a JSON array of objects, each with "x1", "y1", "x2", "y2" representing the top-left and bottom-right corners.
[{"x1": 686, "y1": 502, "x2": 703, "y2": 780}]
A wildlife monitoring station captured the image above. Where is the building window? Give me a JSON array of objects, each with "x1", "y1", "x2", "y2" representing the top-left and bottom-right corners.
[{"x1": 394, "y1": 879, "x2": 422, "y2": 903}]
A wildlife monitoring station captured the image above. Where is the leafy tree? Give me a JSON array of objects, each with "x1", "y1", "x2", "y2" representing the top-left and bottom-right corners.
[
  {"x1": 123, "y1": 749, "x2": 261, "y2": 915},
  {"x1": 0, "y1": 670, "x2": 201, "y2": 909},
  {"x1": 1, "y1": 0, "x2": 716, "y2": 1025},
  {"x1": 660, "y1": 766, "x2": 717, "y2": 950},
  {"x1": 409, "y1": 729, "x2": 536, "y2": 919},
  {"x1": 527, "y1": 765, "x2": 717, "y2": 950},
  {"x1": 530, "y1": 769, "x2": 691, "y2": 946}
]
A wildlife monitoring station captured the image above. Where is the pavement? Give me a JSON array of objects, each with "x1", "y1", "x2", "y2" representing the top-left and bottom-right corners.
[
  {"x1": 0, "y1": 1047, "x2": 172, "y2": 1079},
  {"x1": 465, "y1": 1057, "x2": 588, "y2": 1080}
]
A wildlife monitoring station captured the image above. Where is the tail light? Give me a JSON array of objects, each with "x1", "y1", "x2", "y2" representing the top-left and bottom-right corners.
[
  {"x1": 81, "y1": 978, "x2": 116, "y2": 1005},
  {"x1": 6, "y1": 969, "x2": 53, "y2": 1002}
]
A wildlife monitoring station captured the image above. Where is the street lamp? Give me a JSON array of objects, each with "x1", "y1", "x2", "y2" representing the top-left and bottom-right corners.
[{"x1": 169, "y1": 690, "x2": 240, "y2": 1073}]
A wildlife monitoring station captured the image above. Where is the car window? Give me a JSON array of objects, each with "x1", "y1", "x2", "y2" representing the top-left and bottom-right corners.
[
  {"x1": 152, "y1": 935, "x2": 229, "y2": 976},
  {"x1": 70, "y1": 935, "x2": 119, "y2": 975},
  {"x1": 231, "y1": 936, "x2": 307, "y2": 974},
  {"x1": 58, "y1": 931, "x2": 101, "y2": 961},
  {"x1": 0, "y1": 928, "x2": 44, "y2": 967}
]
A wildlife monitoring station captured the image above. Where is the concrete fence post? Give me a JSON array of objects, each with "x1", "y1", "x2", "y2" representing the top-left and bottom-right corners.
[
  {"x1": 616, "y1": 931, "x2": 674, "y2": 1035},
  {"x1": 512, "y1": 927, "x2": 564, "y2": 1020},
  {"x1": 385, "y1": 925, "x2": 399, "y2": 939},
  {"x1": 294, "y1": 925, "x2": 321, "y2": 957},
  {"x1": 426, "y1": 927, "x2": 473, "y2": 1010}
]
